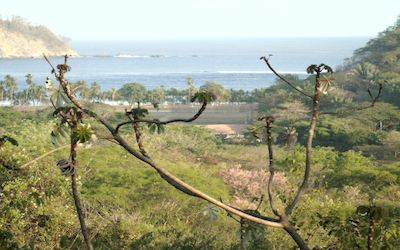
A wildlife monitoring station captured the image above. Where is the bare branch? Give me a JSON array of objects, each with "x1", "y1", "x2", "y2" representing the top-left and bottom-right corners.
[
  {"x1": 320, "y1": 82, "x2": 383, "y2": 116},
  {"x1": 258, "y1": 115, "x2": 280, "y2": 217},
  {"x1": 43, "y1": 53, "x2": 59, "y2": 78},
  {"x1": 256, "y1": 195, "x2": 264, "y2": 211},
  {"x1": 283, "y1": 220, "x2": 310, "y2": 250},
  {"x1": 260, "y1": 56, "x2": 313, "y2": 99},
  {"x1": 222, "y1": 197, "x2": 280, "y2": 223},
  {"x1": 68, "y1": 109, "x2": 93, "y2": 250},
  {"x1": 286, "y1": 65, "x2": 325, "y2": 215},
  {"x1": 125, "y1": 108, "x2": 150, "y2": 158},
  {"x1": 97, "y1": 137, "x2": 120, "y2": 145},
  {"x1": 19, "y1": 145, "x2": 69, "y2": 169},
  {"x1": 115, "y1": 101, "x2": 207, "y2": 133},
  {"x1": 227, "y1": 213, "x2": 241, "y2": 223}
]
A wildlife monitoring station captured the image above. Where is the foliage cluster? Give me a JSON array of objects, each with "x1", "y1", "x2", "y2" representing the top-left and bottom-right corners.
[{"x1": 1, "y1": 90, "x2": 399, "y2": 249}]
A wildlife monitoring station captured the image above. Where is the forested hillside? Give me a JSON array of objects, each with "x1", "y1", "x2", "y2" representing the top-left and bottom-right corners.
[
  {"x1": 350, "y1": 17, "x2": 400, "y2": 73},
  {"x1": 342, "y1": 16, "x2": 400, "y2": 106}
]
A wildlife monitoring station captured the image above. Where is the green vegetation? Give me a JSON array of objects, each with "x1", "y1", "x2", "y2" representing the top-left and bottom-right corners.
[
  {"x1": 0, "y1": 117, "x2": 236, "y2": 249},
  {"x1": 1, "y1": 16, "x2": 400, "y2": 250},
  {"x1": 1, "y1": 114, "x2": 399, "y2": 249}
]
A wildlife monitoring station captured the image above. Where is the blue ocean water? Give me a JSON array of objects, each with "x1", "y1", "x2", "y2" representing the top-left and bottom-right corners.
[{"x1": 0, "y1": 37, "x2": 369, "y2": 91}]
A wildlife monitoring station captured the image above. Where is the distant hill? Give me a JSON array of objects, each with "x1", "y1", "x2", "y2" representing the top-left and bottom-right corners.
[
  {"x1": 339, "y1": 16, "x2": 400, "y2": 107},
  {"x1": 0, "y1": 16, "x2": 78, "y2": 58},
  {"x1": 348, "y1": 16, "x2": 400, "y2": 73}
]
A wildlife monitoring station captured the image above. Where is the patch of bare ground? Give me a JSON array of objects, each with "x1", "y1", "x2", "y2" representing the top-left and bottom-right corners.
[{"x1": 205, "y1": 124, "x2": 247, "y2": 134}]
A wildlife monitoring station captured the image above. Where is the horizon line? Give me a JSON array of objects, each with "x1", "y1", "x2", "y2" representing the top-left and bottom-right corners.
[{"x1": 70, "y1": 36, "x2": 372, "y2": 42}]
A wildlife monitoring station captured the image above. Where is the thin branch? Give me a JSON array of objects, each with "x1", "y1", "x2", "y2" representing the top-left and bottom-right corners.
[
  {"x1": 115, "y1": 102, "x2": 207, "y2": 133},
  {"x1": 47, "y1": 61, "x2": 93, "y2": 250},
  {"x1": 71, "y1": 173, "x2": 93, "y2": 250},
  {"x1": 256, "y1": 195, "x2": 264, "y2": 211},
  {"x1": 43, "y1": 54, "x2": 59, "y2": 78},
  {"x1": 259, "y1": 115, "x2": 280, "y2": 216},
  {"x1": 219, "y1": 196, "x2": 280, "y2": 223},
  {"x1": 125, "y1": 109, "x2": 150, "y2": 158},
  {"x1": 240, "y1": 217, "x2": 248, "y2": 250},
  {"x1": 69, "y1": 111, "x2": 93, "y2": 250},
  {"x1": 19, "y1": 145, "x2": 69, "y2": 169},
  {"x1": 320, "y1": 82, "x2": 383, "y2": 116},
  {"x1": 260, "y1": 56, "x2": 313, "y2": 99},
  {"x1": 286, "y1": 67, "x2": 323, "y2": 215},
  {"x1": 282, "y1": 221, "x2": 310, "y2": 250},
  {"x1": 97, "y1": 137, "x2": 120, "y2": 145},
  {"x1": 66, "y1": 234, "x2": 80, "y2": 250},
  {"x1": 227, "y1": 213, "x2": 241, "y2": 223},
  {"x1": 220, "y1": 197, "x2": 251, "y2": 223},
  {"x1": 225, "y1": 202, "x2": 281, "y2": 227},
  {"x1": 49, "y1": 97, "x2": 57, "y2": 109},
  {"x1": 367, "y1": 210, "x2": 375, "y2": 250}
]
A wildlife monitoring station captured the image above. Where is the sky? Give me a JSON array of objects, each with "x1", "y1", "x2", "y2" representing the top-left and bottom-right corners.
[{"x1": 1, "y1": 0, "x2": 400, "y2": 40}]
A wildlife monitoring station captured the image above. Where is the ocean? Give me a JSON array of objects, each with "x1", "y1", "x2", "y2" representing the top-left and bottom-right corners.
[{"x1": 0, "y1": 37, "x2": 369, "y2": 91}]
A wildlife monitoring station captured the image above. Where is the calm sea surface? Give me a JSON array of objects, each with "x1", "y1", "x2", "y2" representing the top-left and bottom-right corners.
[{"x1": 0, "y1": 37, "x2": 369, "y2": 90}]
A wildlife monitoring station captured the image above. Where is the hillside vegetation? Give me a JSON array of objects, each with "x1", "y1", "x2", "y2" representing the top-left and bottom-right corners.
[
  {"x1": 0, "y1": 16, "x2": 400, "y2": 250},
  {"x1": 1, "y1": 109, "x2": 399, "y2": 249},
  {"x1": 0, "y1": 16, "x2": 77, "y2": 58}
]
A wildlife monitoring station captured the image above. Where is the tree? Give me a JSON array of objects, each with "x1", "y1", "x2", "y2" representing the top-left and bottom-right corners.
[
  {"x1": 352, "y1": 16, "x2": 400, "y2": 72},
  {"x1": 34, "y1": 85, "x2": 46, "y2": 104},
  {"x1": 0, "y1": 80, "x2": 5, "y2": 101},
  {"x1": 230, "y1": 89, "x2": 251, "y2": 103},
  {"x1": 118, "y1": 82, "x2": 147, "y2": 107},
  {"x1": 148, "y1": 85, "x2": 165, "y2": 110},
  {"x1": 73, "y1": 80, "x2": 90, "y2": 100},
  {"x1": 186, "y1": 77, "x2": 197, "y2": 103},
  {"x1": 109, "y1": 87, "x2": 119, "y2": 101},
  {"x1": 350, "y1": 62, "x2": 378, "y2": 82},
  {"x1": 89, "y1": 82, "x2": 101, "y2": 102},
  {"x1": 25, "y1": 73, "x2": 37, "y2": 104},
  {"x1": 200, "y1": 81, "x2": 231, "y2": 102},
  {"x1": 4, "y1": 75, "x2": 17, "y2": 101},
  {"x1": 167, "y1": 87, "x2": 183, "y2": 104},
  {"x1": 270, "y1": 101, "x2": 310, "y2": 121}
]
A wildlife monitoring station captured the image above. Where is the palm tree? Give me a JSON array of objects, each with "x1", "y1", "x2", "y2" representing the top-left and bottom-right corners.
[
  {"x1": 0, "y1": 80, "x2": 5, "y2": 101},
  {"x1": 4, "y1": 75, "x2": 17, "y2": 101},
  {"x1": 25, "y1": 73, "x2": 37, "y2": 104},
  {"x1": 35, "y1": 85, "x2": 46, "y2": 104},
  {"x1": 110, "y1": 87, "x2": 118, "y2": 101},
  {"x1": 350, "y1": 62, "x2": 378, "y2": 82},
  {"x1": 73, "y1": 80, "x2": 90, "y2": 100},
  {"x1": 186, "y1": 77, "x2": 197, "y2": 103},
  {"x1": 89, "y1": 82, "x2": 101, "y2": 102},
  {"x1": 47, "y1": 83, "x2": 69, "y2": 107}
]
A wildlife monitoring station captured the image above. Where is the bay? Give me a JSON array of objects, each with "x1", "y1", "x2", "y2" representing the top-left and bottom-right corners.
[{"x1": 0, "y1": 37, "x2": 369, "y2": 91}]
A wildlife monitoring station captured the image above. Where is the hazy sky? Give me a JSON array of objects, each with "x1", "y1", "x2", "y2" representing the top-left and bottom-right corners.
[{"x1": 1, "y1": 0, "x2": 400, "y2": 40}]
